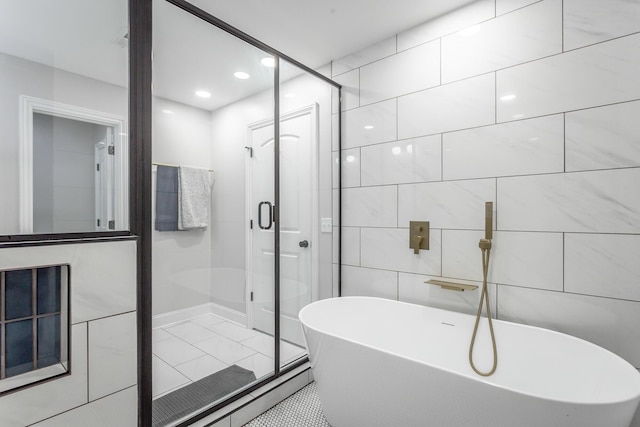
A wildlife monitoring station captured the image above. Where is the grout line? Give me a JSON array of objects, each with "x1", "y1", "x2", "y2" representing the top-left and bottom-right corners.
[
  {"x1": 563, "y1": 113, "x2": 567, "y2": 172},
  {"x1": 562, "y1": 232, "x2": 565, "y2": 293},
  {"x1": 561, "y1": 0, "x2": 564, "y2": 52}
]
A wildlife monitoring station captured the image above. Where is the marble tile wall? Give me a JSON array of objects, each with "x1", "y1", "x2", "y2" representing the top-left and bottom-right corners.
[
  {"x1": 0, "y1": 241, "x2": 137, "y2": 426},
  {"x1": 333, "y1": 0, "x2": 640, "y2": 393}
]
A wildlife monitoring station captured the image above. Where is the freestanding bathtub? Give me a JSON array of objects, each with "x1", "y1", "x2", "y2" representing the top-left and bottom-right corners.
[{"x1": 299, "y1": 297, "x2": 640, "y2": 427}]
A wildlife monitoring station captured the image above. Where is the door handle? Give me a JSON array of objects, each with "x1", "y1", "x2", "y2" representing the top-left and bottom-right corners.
[
  {"x1": 258, "y1": 201, "x2": 273, "y2": 230},
  {"x1": 299, "y1": 240, "x2": 309, "y2": 248}
]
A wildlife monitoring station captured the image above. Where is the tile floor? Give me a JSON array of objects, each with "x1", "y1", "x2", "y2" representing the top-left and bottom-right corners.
[
  {"x1": 243, "y1": 382, "x2": 331, "y2": 427},
  {"x1": 152, "y1": 313, "x2": 307, "y2": 398}
]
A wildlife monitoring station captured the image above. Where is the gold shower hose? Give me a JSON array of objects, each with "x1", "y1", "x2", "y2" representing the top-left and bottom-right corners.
[{"x1": 468, "y1": 240, "x2": 498, "y2": 376}]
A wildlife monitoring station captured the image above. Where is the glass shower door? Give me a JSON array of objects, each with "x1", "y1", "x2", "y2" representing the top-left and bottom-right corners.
[{"x1": 277, "y1": 59, "x2": 335, "y2": 369}]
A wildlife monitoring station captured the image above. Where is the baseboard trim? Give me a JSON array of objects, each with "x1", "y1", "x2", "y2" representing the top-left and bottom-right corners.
[{"x1": 153, "y1": 303, "x2": 247, "y2": 329}]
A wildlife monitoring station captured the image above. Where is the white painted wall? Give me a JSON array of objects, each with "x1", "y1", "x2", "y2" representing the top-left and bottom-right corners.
[
  {"x1": 152, "y1": 97, "x2": 215, "y2": 316},
  {"x1": 335, "y1": 1, "x2": 640, "y2": 424},
  {"x1": 0, "y1": 52, "x2": 127, "y2": 235},
  {"x1": 33, "y1": 114, "x2": 106, "y2": 233}
]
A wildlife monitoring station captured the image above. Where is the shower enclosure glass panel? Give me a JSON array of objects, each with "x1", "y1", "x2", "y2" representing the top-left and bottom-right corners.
[
  {"x1": 277, "y1": 59, "x2": 335, "y2": 370},
  {"x1": 151, "y1": 1, "x2": 340, "y2": 424},
  {"x1": 151, "y1": 1, "x2": 275, "y2": 424}
]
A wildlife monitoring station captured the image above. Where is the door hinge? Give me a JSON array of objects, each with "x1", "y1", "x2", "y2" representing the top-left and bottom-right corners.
[
  {"x1": 250, "y1": 219, "x2": 253, "y2": 229},
  {"x1": 97, "y1": 219, "x2": 101, "y2": 227},
  {"x1": 250, "y1": 291, "x2": 254, "y2": 302},
  {"x1": 108, "y1": 220, "x2": 115, "y2": 230},
  {"x1": 96, "y1": 163, "x2": 100, "y2": 171},
  {"x1": 108, "y1": 145, "x2": 115, "y2": 155}
]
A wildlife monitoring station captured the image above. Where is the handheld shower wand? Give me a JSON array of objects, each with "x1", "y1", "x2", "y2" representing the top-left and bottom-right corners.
[
  {"x1": 484, "y1": 201, "x2": 493, "y2": 240},
  {"x1": 469, "y1": 201, "x2": 497, "y2": 376}
]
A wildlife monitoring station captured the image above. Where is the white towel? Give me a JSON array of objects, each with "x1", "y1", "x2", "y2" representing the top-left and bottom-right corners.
[{"x1": 178, "y1": 166, "x2": 211, "y2": 230}]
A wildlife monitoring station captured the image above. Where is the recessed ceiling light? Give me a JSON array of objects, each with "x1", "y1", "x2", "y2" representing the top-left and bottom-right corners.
[
  {"x1": 195, "y1": 90, "x2": 211, "y2": 98},
  {"x1": 392, "y1": 146, "x2": 401, "y2": 156},
  {"x1": 261, "y1": 57, "x2": 275, "y2": 68},
  {"x1": 364, "y1": 125, "x2": 374, "y2": 130},
  {"x1": 346, "y1": 155, "x2": 355, "y2": 163},
  {"x1": 500, "y1": 94, "x2": 516, "y2": 101},
  {"x1": 234, "y1": 71, "x2": 250, "y2": 80},
  {"x1": 162, "y1": 109, "x2": 175, "y2": 115}
]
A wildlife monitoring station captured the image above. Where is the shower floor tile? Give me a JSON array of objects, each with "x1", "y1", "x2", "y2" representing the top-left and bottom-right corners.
[
  {"x1": 154, "y1": 336, "x2": 206, "y2": 366},
  {"x1": 174, "y1": 354, "x2": 228, "y2": 382},
  {"x1": 152, "y1": 355, "x2": 190, "y2": 398},
  {"x1": 236, "y1": 352, "x2": 275, "y2": 380},
  {"x1": 165, "y1": 321, "x2": 219, "y2": 344},
  {"x1": 152, "y1": 313, "x2": 307, "y2": 400},
  {"x1": 194, "y1": 333, "x2": 257, "y2": 365}
]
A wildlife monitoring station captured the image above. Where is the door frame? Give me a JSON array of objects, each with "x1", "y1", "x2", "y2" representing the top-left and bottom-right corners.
[
  {"x1": 245, "y1": 103, "x2": 319, "y2": 330},
  {"x1": 19, "y1": 95, "x2": 129, "y2": 233}
]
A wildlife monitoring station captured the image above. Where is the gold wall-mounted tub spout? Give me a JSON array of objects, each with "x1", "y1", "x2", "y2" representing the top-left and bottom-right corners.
[{"x1": 426, "y1": 279, "x2": 478, "y2": 292}]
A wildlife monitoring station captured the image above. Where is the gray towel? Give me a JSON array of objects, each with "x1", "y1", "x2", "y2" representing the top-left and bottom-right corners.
[
  {"x1": 154, "y1": 165, "x2": 179, "y2": 231},
  {"x1": 178, "y1": 166, "x2": 211, "y2": 230}
]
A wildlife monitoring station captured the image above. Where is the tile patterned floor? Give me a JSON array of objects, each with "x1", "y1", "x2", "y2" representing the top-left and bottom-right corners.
[
  {"x1": 152, "y1": 313, "x2": 306, "y2": 398},
  {"x1": 243, "y1": 382, "x2": 332, "y2": 427}
]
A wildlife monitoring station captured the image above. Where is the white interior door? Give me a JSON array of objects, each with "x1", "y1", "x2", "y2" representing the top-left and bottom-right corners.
[
  {"x1": 94, "y1": 127, "x2": 115, "y2": 231},
  {"x1": 247, "y1": 104, "x2": 317, "y2": 347}
]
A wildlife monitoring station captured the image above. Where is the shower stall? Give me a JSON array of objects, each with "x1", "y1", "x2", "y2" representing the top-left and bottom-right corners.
[{"x1": 150, "y1": 1, "x2": 340, "y2": 424}]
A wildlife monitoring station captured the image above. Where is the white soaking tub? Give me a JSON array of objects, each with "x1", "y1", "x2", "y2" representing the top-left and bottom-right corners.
[{"x1": 299, "y1": 297, "x2": 640, "y2": 427}]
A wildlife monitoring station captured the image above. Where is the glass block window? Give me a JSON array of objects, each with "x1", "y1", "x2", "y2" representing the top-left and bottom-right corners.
[{"x1": 1, "y1": 265, "x2": 69, "y2": 395}]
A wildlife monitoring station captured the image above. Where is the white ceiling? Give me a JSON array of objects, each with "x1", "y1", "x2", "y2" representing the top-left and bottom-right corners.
[
  {"x1": 0, "y1": 0, "x2": 476, "y2": 110},
  {"x1": 187, "y1": 0, "x2": 477, "y2": 70}
]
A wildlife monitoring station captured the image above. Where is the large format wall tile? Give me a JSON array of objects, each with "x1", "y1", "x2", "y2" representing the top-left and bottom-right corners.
[
  {"x1": 442, "y1": 0, "x2": 562, "y2": 83},
  {"x1": 441, "y1": 230, "x2": 485, "y2": 282},
  {"x1": 397, "y1": 0, "x2": 495, "y2": 52},
  {"x1": 334, "y1": 148, "x2": 361, "y2": 188},
  {"x1": 341, "y1": 265, "x2": 398, "y2": 299},
  {"x1": 88, "y1": 312, "x2": 137, "y2": 401},
  {"x1": 332, "y1": 36, "x2": 397, "y2": 77},
  {"x1": 564, "y1": 0, "x2": 640, "y2": 51},
  {"x1": 361, "y1": 135, "x2": 441, "y2": 186},
  {"x1": 360, "y1": 40, "x2": 440, "y2": 106},
  {"x1": 332, "y1": 69, "x2": 359, "y2": 112},
  {"x1": 497, "y1": 168, "x2": 640, "y2": 233},
  {"x1": 0, "y1": 241, "x2": 136, "y2": 323},
  {"x1": 443, "y1": 115, "x2": 564, "y2": 180},
  {"x1": 565, "y1": 101, "x2": 640, "y2": 172},
  {"x1": 337, "y1": 226, "x2": 361, "y2": 266},
  {"x1": 361, "y1": 228, "x2": 442, "y2": 276},
  {"x1": 399, "y1": 272, "x2": 496, "y2": 317},
  {"x1": 398, "y1": 179, "x2": 496, "y2": 230},
  {"x1": 440, "y1": 230, "x2": 564, "y2": 292},
  {"x1": 497, "y1": 33, "x2": 640, "y2": 122},
  {"x1": 343, "y1": 99, "x2": 397, "y2": 148},
  {"x1": 496, "y1": 0, "x2": 540, "y2": 16},
  {"x1": 492, "y1": 231, "x2": 563, "y2": 290},
  {"x1": 498, "y1": 286, "x2": 640, "y2": 368},
  {"x1": 342, "y1": 186, "x2": 398, "y2": 227},
  {"x1": 31, "y1": 386, "x2": 137, "y2": 427},
  {"x1": 565, "y1": 234, "x2": 640, "y2": 302},
  {"x1": 398, "y1": 73, "x2": 495, "y2": 139},
  {"x1": 0, "y1": 323, "x2": 88, "y2": 426}
]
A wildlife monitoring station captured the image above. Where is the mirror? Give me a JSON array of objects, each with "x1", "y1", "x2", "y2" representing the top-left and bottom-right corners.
[{"x1": 0, "y1": 0, "x2": 129, "y2": 235}]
